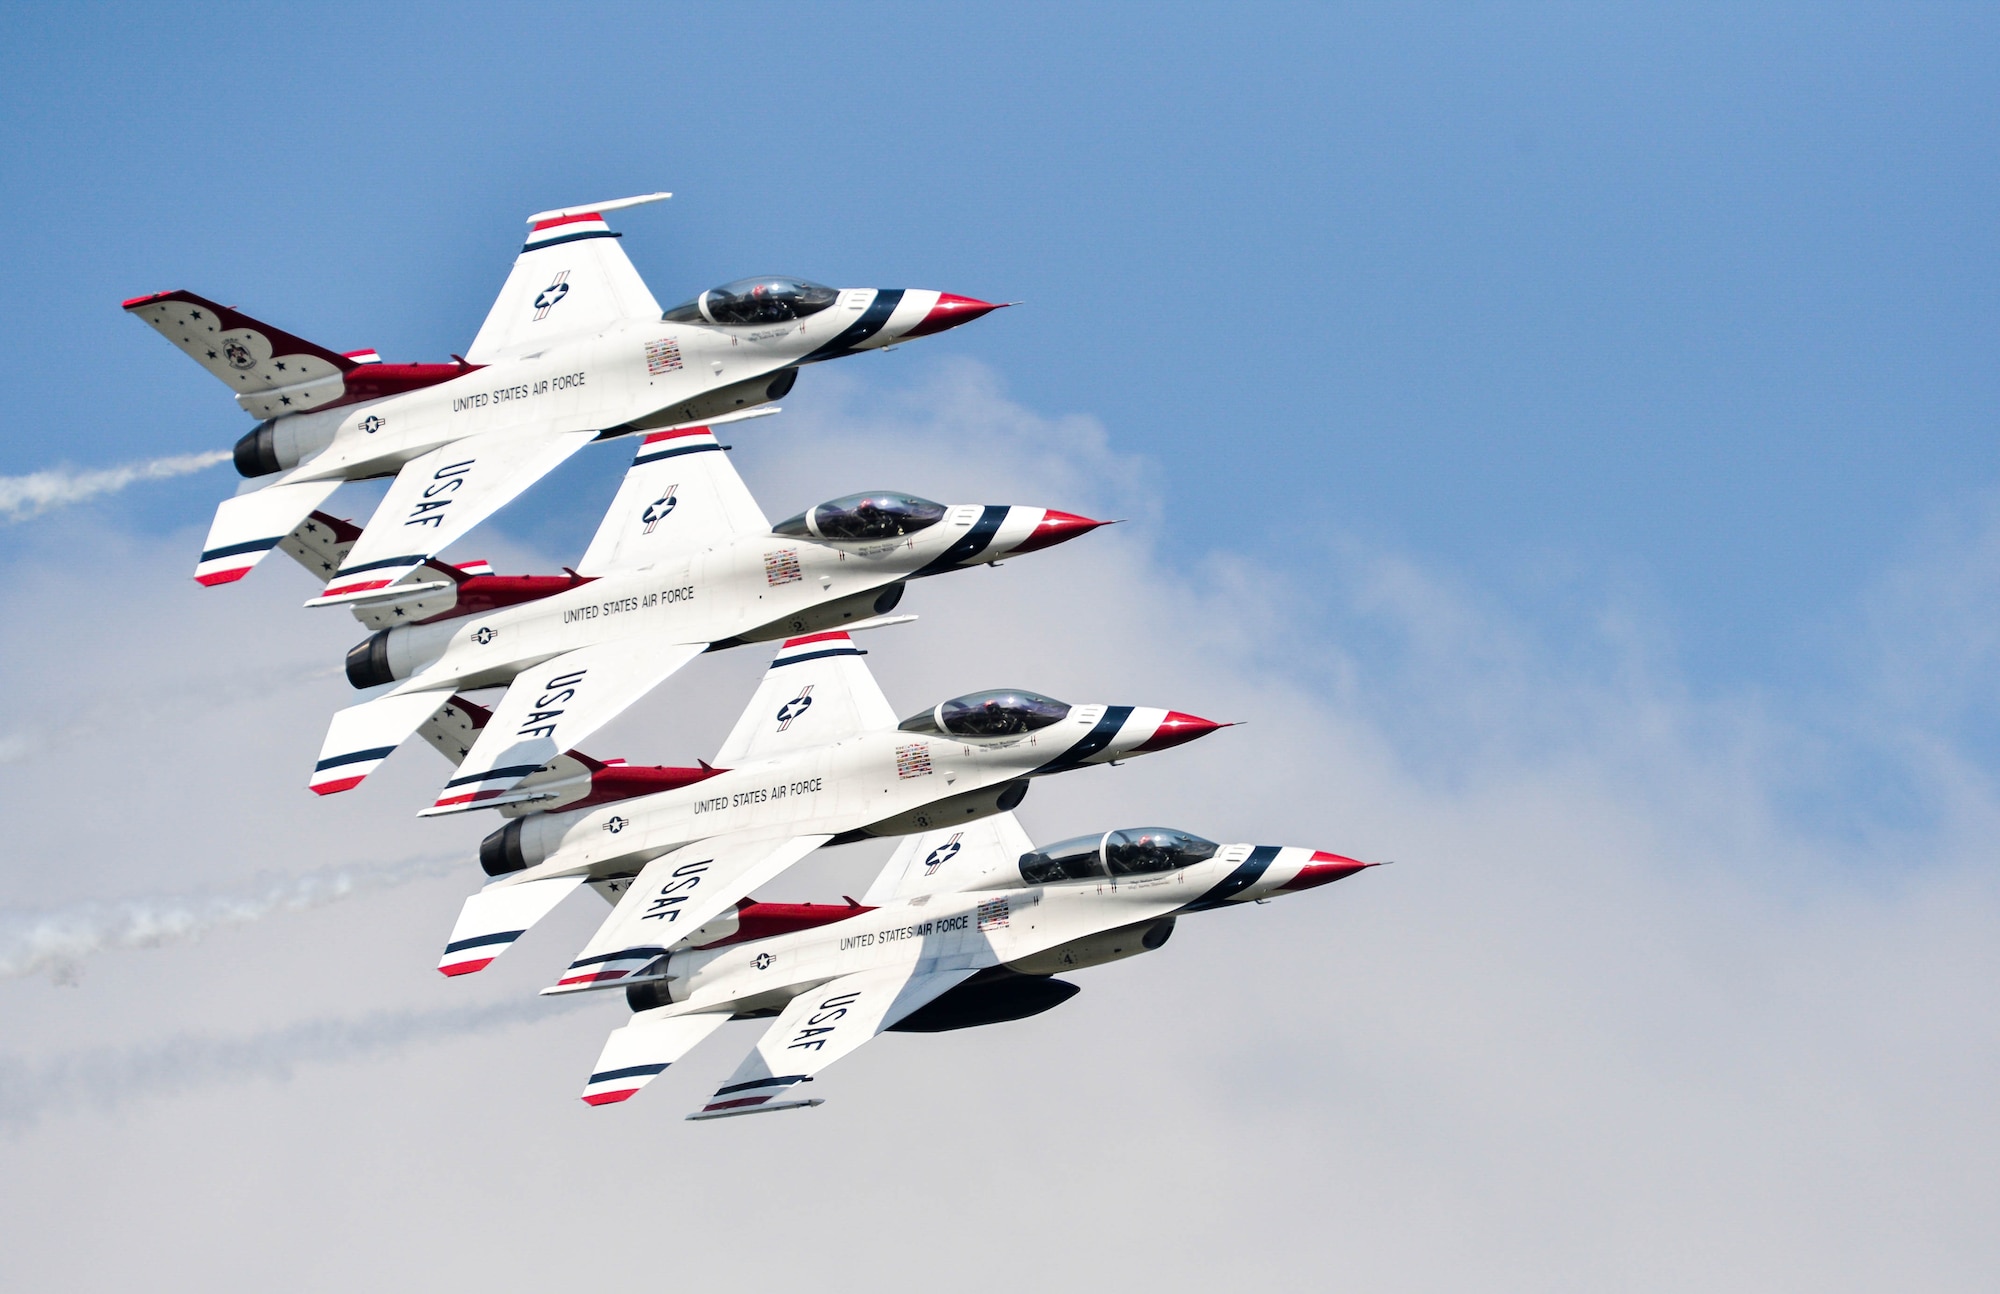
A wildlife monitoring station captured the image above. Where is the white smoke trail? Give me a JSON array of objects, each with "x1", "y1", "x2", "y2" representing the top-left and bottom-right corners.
[
  {"x1": 0, "y1": 997, "x2": 572, "y2": 1127},
  {"x1": 0, "y1": 853, "x2": 463, "y2": 982},
  {"x1": 0, "y1": 450, "x2": 230, "y2": 523}
]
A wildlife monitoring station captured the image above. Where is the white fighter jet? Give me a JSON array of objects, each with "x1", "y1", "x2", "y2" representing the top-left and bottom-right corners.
[
  {"x1": 581, "y1": 810, "x2": 1372, "y2": 1116},
  {"x1": 298, "y1": 418, "x2": 1104, "y2": 805},
  {"x1": 429, "y1": 628, "x2": 1227, "y2": 999},
  {"x1": 123, "y1": 192, "x2": 1004, "y2": 597}
]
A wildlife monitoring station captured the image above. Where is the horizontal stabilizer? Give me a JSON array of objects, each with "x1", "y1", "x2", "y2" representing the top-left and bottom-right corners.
[
  {"x1": 580, "y1": 1008, "x2": 729, "y2": 1106},
  {"x1": 437, "y1": 875, "x2": 586, "y2": 976},
  {"x1": 311, "y1": 688, "x2": 455, "y2": 795},
  {"x1": 415, "y1": 695, "x2": 490, "y2": 766},
  {"x1": 196, "y1": 478, "x2": 342, "y2": 586},
  {"x1": 275, "y1": 510, "x2": 361, "y2": 581}
]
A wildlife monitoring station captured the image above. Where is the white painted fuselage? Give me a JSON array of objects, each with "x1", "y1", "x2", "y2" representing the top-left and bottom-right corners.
[
  {"x1": 365, "y1": 502, "x2": 1075, "y2": 691},
  {"x1": 493, "y1": 704, "x2": 1207, "y2": 880}
]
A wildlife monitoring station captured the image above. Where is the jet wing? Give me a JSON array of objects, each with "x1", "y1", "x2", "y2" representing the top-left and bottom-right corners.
[
  {"x1": 309, "y1": 423, "x2": 597, "y2": 605},
  {"x1": 436, "y1": 874, "x2": 587, "y2": 977},
  {"x1": 687, "y1": 964, "x2": 979, "y2": 1119},
  {"x1": 574, "y1": 422, "x2": 772, "y2": 577},
  {"x1": 861, "y1": 810, "x2": 1037, "y2": 904},
  {"x1": 420, "y1": 640, "x2": 708, "y2": 815},
  {"x1": 463, "y1": 196, "x2": 670, "y2": 365},
  {"x1": 543, "y1": 832, "x2": 835, "y2": 994},
  {"x1": 123, "y1": 290, "x2": 356, "y2": 416},
  {"x1": 580, "y1": 1008, "x2": 732, "y2": 1105},
  {"x1": 713, "y1": 632, "x2": 898, "y2": 767}
]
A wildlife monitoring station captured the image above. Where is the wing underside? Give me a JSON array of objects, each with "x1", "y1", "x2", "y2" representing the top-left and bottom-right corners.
[
  {"x1": 421, "y1": 640, "x2": 708, "y2": 815},
  {"x1": 689, "y1": 965, "x2": 978, "y2": 1118},
  {"x1": 312, "y1": 425, "x2": 597, "y2": 604},
  {"x1": 545, "y1": 832, "x2": 835, "y2": 994}
]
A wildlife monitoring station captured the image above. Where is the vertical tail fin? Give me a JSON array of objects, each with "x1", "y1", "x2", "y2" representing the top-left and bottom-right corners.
[{"x1": 463, "y1": 196, "x2": 669, "y2": 364}]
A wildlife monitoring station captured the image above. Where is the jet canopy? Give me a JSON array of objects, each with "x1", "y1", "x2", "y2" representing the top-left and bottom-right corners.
[
  {"x1": 899, "y1": 689, "x2": 1072, "y2": 738},
  {"x1": 662, "y1": 277, "x2": 841, "y2": 326},
  {"x1": 774, "y1": 492, "x2": 948, "y2": 542},
  {"x1": 1018, "y1": 828, "x2": 1221, "y2": 885}
]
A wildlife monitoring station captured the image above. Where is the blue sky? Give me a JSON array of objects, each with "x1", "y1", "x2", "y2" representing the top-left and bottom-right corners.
[
  {"x1": 4, "y1": 9, "x2": 2000, "y2": 1288},
  {"x1": 10, "y1": 3, "x2": 1996, "y2": 695}
]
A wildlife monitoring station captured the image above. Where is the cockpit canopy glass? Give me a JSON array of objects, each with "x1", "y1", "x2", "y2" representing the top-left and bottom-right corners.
[
  {"x1": 1105, "y1": 828, "x2": 1219, "y2": 875},
  {"x1": 1017, "y1": 828, "x2": 1219, "y2": 885},
  {"x1": 662, "y1": 277, "x2": 840, "y2": 326},
  {"x1": 898, "y1": 689, "x2": 1073, "y2": 738},
  {"x1": 773, "y1": 492, "x2": 948, "y2": 541},
  {"x1": 1017, "y1": 835, "x2": 1107, "y2": 884}
]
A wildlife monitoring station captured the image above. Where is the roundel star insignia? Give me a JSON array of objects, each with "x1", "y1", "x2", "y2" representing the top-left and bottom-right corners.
[
  {"x1": 753, "y1": 952, "x2": 773, "y2": 971},
  {"x1": 922, "y1": 835, "x2": 963, "y2": 875},
  {"x1": 641, "y1": 489, "x2": 678, "y2": 534},
  {"x1": 775, "y1": 685, "x2": 815, "y2": 731},
  {"x1": 532, "y1": 272, "x2": 572, "y2": 320},
  {"x1": 359, "y1": 414, "x2": 384, "y2": 434},
  {"x1": 604, "y1": 815, "x2": 628, "y2": 835},
  {"x1": 472, "y1": 625, "x2": 496, "y2": 645}
]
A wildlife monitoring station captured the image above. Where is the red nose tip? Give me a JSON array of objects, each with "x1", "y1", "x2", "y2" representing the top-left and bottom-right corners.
[
  {"x1": 1008, "y1": 509, "x2": 1108, "y2": 554},
  {"x1": 1280, "y1": 851, "x2": 1374, "y2": 892},
  {"x1": 902, "y1": 293, "x2": 1007, "y2": 338},
  {"x1": 1132, "y1": 712, "x2": 1228, "y2": 753}
]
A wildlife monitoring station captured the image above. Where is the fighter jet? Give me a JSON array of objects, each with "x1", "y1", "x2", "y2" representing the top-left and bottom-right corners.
[
  {"x1": 578, "y1": 810, "x2": 1372, "y2": 1115},
  {"x1": 301, "y1": 418, "x2": 1104, "y2": 804},
  {"x1": 433, "y1": 628, "x2": 1227, "y2": 997},
  {"x1": 122, "y1": 192, "x2": 1004, "y2": 596}
]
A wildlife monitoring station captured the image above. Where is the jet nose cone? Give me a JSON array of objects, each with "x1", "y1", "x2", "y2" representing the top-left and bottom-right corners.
[
  {"x1": 1132, "y1": 711, "x2": 1229, "y2": 753},
  {"x1": 1009, "y1": 509, "x2": 1109, "y2": 554},
  {"x1": 1286, "y1": 850, "x2": 1373, "y2": 891},
  {"x1": 1296, "y1": 856, "x2": 1376, "y2": 884},
  {"x1": 903, "y1": 293, "x2": 1008, "y2": 338}
]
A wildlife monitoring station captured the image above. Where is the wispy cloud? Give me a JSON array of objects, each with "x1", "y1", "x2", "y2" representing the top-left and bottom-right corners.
[
  {"x1": 0, "y1": 998, "x2": 567, "y2": 1127},
  {"x1": 0, "y1": 854, "x2": 460, "y2": 983},
  {"x1": 0, "y1": 451, "x2": 230, "y2": 523}
]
